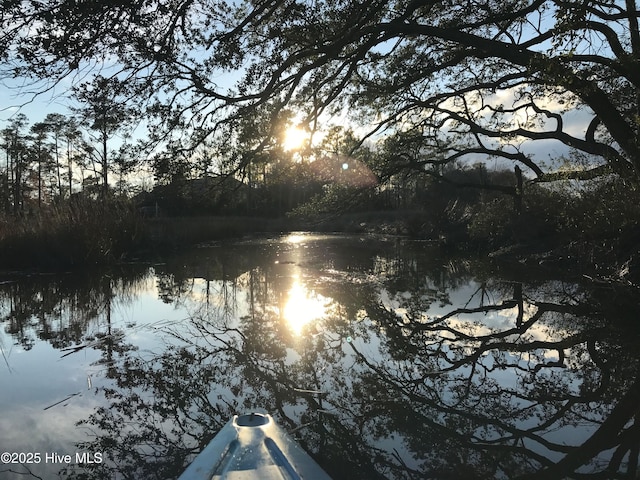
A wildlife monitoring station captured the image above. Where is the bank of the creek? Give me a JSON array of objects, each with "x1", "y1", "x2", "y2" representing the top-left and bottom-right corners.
[{"x1": 1, "y1": 233, "x2": 639, "y2": 479}]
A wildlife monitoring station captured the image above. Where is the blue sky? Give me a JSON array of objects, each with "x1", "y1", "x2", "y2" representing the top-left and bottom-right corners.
[{"x1": 1, "y1": 76, "x2": 75, "y2": 125}]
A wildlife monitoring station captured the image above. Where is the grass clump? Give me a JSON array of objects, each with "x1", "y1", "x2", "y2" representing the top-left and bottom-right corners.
[{"x1": 0, "y1": 197, "x2": 144, "y2": 269}]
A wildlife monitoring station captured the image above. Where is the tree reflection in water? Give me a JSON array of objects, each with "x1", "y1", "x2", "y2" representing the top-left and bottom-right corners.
[{"x1": 41, "y1": 237, "x2": 640, "y2": 479}]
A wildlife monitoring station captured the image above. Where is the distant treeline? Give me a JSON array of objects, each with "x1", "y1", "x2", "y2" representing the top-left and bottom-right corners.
[{"x1": 3, "y1": 111, "x2": 640, "y2": 280}]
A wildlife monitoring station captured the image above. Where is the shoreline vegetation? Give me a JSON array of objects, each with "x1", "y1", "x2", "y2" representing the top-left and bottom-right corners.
[
  {"x1": 1, "y1": 177, "x2": 639, "y2": 288},
  {"x1": 1, "y1": 2, "x2": 639, "y2": 291}
]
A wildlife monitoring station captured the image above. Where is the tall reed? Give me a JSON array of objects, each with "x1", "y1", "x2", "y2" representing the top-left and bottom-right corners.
[{"x1": 0, "y1": 197, "x2": 144, "y2": 269}]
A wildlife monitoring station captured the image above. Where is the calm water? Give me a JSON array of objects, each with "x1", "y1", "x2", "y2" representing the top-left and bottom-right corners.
[{"x1": 1, "y1": 233, "x2": 639, "y2": 479}]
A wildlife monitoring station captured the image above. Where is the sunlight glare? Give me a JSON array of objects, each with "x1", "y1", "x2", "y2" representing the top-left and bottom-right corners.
[
  {"x1": 285, "y1": 233, "x2": 306, "y2": 244},
  {"x1": 282, "y1": 281, "x2": 327, "y2": 335},
  {"x1": 283, "y1": 126, "x2": 306, "y2": 151}
]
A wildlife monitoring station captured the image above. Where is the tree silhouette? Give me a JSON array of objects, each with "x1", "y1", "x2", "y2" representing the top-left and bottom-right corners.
[
  {"x1": 1, "y1": 114, "x2": 29, "y2": 214},
  {"x1": 72, "y1": 76, "x2": 133, "y2": 195},
  {"x1": 2, "y1": 1, "x2": 639, "y2": 187},
  {"x1": 30, "y1": 121, "x2": 54, "y2": 207}
]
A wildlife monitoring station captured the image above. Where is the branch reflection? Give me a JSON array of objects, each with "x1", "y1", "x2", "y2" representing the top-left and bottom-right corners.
[{"x1": 4, "y1": 237, "x2": 635, "y2": 479}]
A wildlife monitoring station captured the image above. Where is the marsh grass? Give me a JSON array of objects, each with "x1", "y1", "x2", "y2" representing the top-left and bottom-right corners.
[
  {"x1": 0, "y1": 204, "x2": 432, "y2": 271},
  {"x1": 0, "y1": 205, "x2": 301, "y2": 270},
  {"x1": 0, "y1": 198, "x2": 144, "y2": 269}
]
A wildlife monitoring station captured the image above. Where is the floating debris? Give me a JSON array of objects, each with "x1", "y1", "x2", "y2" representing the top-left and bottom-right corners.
[
  {"x1": 43, "y1": 392, "x2": 81, "y2": 411},
  {"x1": 292, "y1": 387, "x2": 327, "y2": 395}
]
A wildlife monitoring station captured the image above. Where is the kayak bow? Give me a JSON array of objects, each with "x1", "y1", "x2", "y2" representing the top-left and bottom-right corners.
[{"x1": 178, "y1": 413, "x2": 332, "y2": 480}]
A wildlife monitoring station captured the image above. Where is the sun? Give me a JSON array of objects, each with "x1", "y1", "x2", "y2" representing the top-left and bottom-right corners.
[{"x1": 283, "y1": 125, "x2": 307, "y2": 151}]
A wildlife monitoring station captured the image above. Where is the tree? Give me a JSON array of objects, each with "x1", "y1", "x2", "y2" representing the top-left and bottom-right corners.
[
  {"x1": 2, "y1": 1, "x2": 639, "y2": 189},
  {"x1": 0, "y1": 127, "x2": 14, "y2": 213},
  {"x1": 72, "y1": 76, "x2": 133, "y2": 195},
  {"x1": 1, "y1": 114, "x2": 30, "y2": 214},
  {"x1": 42, "y1": 113, "x2": 68, "y2": 199},
  {"x1": 63, "y1": 117, "x2": 82, "y2": 197},
  {"x1": 30, "y1": 121, "x2": 54, "y2": 207}
]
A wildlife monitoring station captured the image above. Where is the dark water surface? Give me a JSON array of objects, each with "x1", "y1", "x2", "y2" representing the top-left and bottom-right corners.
[{"x1": 1, "y1": 233, "x2": 639, "y2": 479}]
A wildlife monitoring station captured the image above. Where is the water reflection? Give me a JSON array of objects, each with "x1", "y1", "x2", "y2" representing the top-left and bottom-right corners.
[
  {"x1": 1, "y1": 235, "x2": 639, "y2": 479},
  {"x1": 282, "y1": 279, "x2": 329, "y2": 335}
]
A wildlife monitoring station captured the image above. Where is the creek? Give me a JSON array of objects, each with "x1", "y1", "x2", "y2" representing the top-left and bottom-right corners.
[{"x1": 1, "y1": 233, "x2": 639, "y2": 479}]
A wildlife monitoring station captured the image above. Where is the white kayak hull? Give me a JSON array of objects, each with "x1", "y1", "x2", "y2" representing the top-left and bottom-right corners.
[{"x1": 178, "y1": 413, "x2": 332, "y2": 480}]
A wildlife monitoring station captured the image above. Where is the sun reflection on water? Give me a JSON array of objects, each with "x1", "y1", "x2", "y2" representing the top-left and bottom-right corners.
[
  {"x1": 284, "y1": 233, "x2": 307, "y2": 244},
  {"x1": 282, "y1": 280, "x2": 328, "y2": 335}
]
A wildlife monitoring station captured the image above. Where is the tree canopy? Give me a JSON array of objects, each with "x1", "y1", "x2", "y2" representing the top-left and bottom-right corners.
[{"x1": 2, "y1": 0, "x2": 639, "y2": 184}]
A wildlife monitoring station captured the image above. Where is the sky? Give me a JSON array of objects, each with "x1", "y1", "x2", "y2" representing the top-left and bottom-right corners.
[{"x1": 1, "y1": 75, "x2": 75, "y2": 123}]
